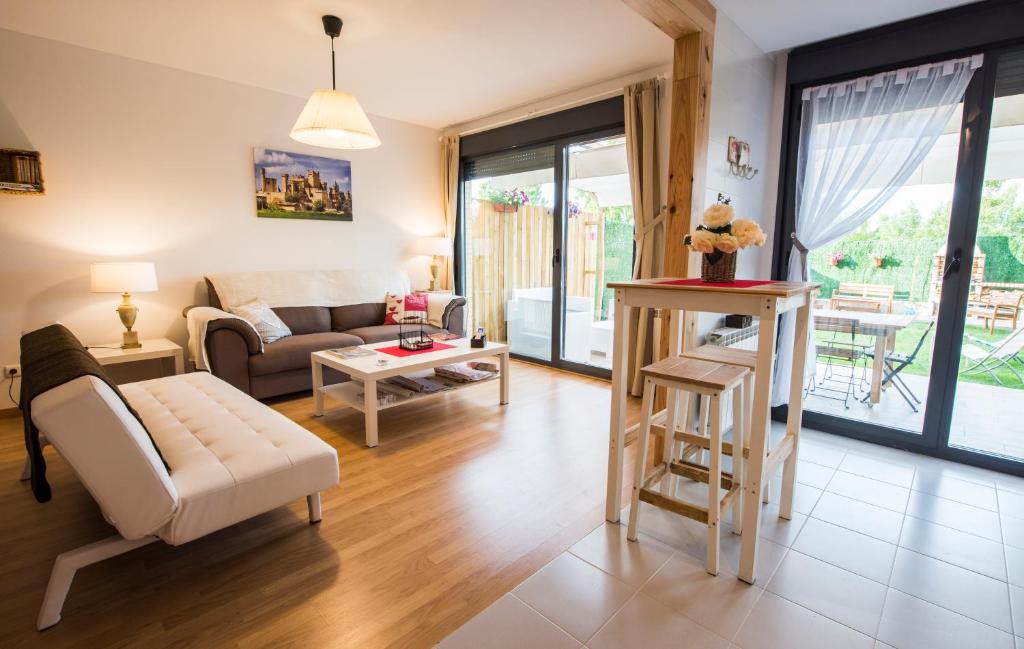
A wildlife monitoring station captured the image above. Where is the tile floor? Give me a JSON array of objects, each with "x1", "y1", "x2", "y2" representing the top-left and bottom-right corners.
[{"x1": 438, "y1": 427, "x2": 1024, "y2": 649}]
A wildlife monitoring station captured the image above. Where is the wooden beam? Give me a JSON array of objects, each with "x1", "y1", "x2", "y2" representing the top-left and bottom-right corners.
[{"x1": 621, "y1": 0, "x2": 716, "y2": 37}]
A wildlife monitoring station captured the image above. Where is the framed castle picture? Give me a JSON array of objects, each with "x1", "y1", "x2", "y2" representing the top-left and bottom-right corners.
[{"x1": 253, "y1": 147, "x2": 353, "y2": 221}]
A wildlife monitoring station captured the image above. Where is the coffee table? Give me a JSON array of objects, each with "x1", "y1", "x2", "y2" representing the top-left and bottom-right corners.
[{"x1": 311, "y1": 339, "x2": 510, "y2": 447}]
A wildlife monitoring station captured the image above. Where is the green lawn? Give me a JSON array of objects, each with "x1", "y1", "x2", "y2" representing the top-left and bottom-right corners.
[
  {"x1": 257, "y1": 209, "x2": 352, "y2": 221},
  {"x1": 814, "y1": 321, "x2": 1024, "y2": 388}
]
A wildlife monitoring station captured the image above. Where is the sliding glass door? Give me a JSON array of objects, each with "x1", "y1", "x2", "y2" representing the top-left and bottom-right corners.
[
  {"x1": 785, "y1": 46, "x2": 1024, "y2": 475},
  {"x1": 458, "y1": 128, "x2": 633, "y2": 377}
]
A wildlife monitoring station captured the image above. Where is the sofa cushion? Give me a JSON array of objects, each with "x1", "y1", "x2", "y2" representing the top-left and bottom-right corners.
[
  {"x1": 30, "y1": 375, "x2": 179, "y2": 540},
  {"x1": 272, "y1": 306, "x2": 331, "y2": 335},
  {"x1": 249, "y1": 331, "x2": 363, "y2": 376},
  {"x1": 344, "y1": 323, "x2": 447, "y2": 344},
  {"x1": 122, "y1": 372, "x2": 339, "y2": 545},
  {"x1": 331, "y1": 303, "x2": 386, "y2": 332}
]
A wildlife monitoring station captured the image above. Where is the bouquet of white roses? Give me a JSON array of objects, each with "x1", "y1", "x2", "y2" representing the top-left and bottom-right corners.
[{"x1": 683, "y1": 203, "x2": 766, "y2": 254}]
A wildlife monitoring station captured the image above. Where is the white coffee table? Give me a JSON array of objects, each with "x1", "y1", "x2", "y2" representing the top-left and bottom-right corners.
[{"x1": 311, "y1": 338, "x2": 510, "y2": 447}]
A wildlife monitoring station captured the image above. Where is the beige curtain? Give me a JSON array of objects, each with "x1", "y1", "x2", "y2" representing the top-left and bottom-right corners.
[
  {"x1": 441, "y1": 135, "x2": 460, "y2": 290},
  {"x1": 624, "y1": 78, "x2": 663, "y2": 395}
]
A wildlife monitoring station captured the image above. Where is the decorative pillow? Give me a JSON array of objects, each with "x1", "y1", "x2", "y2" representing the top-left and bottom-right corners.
[
  {"x1": 229, "y1": 299, "x2": 292, "y2": 343},
  {"x1": 384, "y1": 292, "x2": 429, "y2": 324}
]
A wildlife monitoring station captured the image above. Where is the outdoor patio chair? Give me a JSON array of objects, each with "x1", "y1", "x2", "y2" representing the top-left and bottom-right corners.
[
  {"x1": 861, "y1": 320, "x2": 935, "y2": 413},
  {"x1": 807, "y1": 316, "x2": 866, "y2": 409},
  {"x1": 960, "y1": 326, "x2": 1024, "y2": 386}
]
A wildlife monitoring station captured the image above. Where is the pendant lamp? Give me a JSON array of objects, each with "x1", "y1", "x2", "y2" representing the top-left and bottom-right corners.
[{"x1": 290, "y1": 15, "x2": 381, "y2": 149}]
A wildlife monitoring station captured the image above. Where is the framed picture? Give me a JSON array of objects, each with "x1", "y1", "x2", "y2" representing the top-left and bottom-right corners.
[
  {"x1": 254, "y1": 147, "x2": 353, "y2": 221},
  {"x1": 0, "y1": 149, "x2": 44, "y2": 194}
]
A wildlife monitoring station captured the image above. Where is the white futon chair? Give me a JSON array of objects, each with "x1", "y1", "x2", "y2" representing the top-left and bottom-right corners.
[{"x1": 26, "y1": 371, "x2": 340, "y2": 630}]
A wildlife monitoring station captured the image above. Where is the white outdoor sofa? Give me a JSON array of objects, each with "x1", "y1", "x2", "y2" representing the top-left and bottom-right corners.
[{"x1": 25, "y1": 370, "x2": 340, "y2": 630}]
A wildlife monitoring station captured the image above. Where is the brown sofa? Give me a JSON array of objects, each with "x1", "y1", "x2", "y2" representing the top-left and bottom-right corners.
[{"x1": 201, "y1": 280, "x2": 466, "y2": 399}]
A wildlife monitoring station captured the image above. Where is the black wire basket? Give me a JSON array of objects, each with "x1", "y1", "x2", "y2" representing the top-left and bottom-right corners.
[{"x1": 398, "y1": 317, "x2": 435, "y2": 351}]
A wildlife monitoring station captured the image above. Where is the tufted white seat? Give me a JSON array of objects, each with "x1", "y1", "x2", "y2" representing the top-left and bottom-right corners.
[
  {"x1": 28, "y1": 371, "x2": 339, "y2": 629},
  {"x1": 123, "y1": 372, "x2": 339, "y2": 545}
]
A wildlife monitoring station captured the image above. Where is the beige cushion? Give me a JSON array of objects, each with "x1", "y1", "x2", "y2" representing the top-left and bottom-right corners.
[
  {"x1": 30, "y1": 376, "x2": 179, "y2": 540},
  {"x1": 122, "y1": 373, "x2": 339, "y2": 545}
]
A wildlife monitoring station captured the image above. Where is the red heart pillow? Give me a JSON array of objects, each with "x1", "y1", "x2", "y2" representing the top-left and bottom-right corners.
[{"x1": 384, "y1": 292, "x2": 429, "y2": 324}]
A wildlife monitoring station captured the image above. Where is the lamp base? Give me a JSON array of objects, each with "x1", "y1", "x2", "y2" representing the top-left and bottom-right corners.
[{"x1": 121, "y1": 330, "x2": 141, "y2": 349}]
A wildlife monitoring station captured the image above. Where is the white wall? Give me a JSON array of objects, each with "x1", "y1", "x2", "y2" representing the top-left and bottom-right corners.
[{"x1": 0, "y1": 29, "x2": 443, "y2": 406}]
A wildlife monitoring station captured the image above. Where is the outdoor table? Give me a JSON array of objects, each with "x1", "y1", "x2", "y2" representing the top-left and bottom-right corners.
[
  {"x1": 606, "y1": 278, "x2": 820, "y2": 584},
  {"x1": 813, "y1": 308, "x2": 916, "y2": 403}
]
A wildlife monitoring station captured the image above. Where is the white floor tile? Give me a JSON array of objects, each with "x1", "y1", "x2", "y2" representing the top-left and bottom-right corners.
[
  {"x1": 799, "y1": 440, "x2": 846, "y2": 468},
  {"x1": 1011, "y1": 585, "x2": 1024, "y2": 639},
  {"x1": 793, "y1": 517, "x2": 897, "y2": 584},
  {"x1": 1001, "y1": 490, "x2": 1024, "y2": 521},
  {"x1": 766, "y1": 550, "x2": 886, "y2": 636},
  {"x1": 812, "y1": 492, "x2": 904, "y2": 544},
  {"x1": 899, "y1": 516, "x2": 1007, "y2": 581},
  {"x1": 905, "y1": 490, "x2": 1002, "y2": 542},
  {"x1": 767, "y1": 480, "x2": 822, "y2": 515},
  {"x1": 756, "y1": 506, "x2": 807, "y2": 548},
  {"x1": 734, "y1": 591, "x2": 874, "y2": 649},
  {"x1": 839, "y1": 453, "x2": 915, "y2": 488},
  {"x1": 569, "y1": 523, "x2": 674, "y2": 589},
  {"x1": 911, "y1": 472, "x2": 999, "y2": 511},
  {"x1": 874, "y1": 642, "x2": 896, "y2": 649},
  {"x1": 641, "y1": 551, "x2": 763, "y2": 641},
  {"x1": 1007, "y1": 545, "x2": 1024, "y2": 588},
  {"x1": 1004, "y1": 516, "x2": 1024, "y2": 550},
  {"x1": 877, "y1": 588, "x2": 1014, "y2": 649},
  {"x1": 889, "y1": 548, "x2": 1013, "y2": 633},
  {"x1": 512, "y1": 553, "x2": 634, "y2": 643},
  {"x1": 996, "y1": 475, "x2": 1024, "y2": 496},
  {"x1": 828, "y1": 471, "x2": 910, "y2": 513},
  {"x1": 438, "y1": 594, "x2": 581, "y2": 649},
  {"x1": 796, "y1": 460, "x2": 836, "y2": 489},
  {"x1": 587, "y1": 592, "x2": 730, "y2": 649}
]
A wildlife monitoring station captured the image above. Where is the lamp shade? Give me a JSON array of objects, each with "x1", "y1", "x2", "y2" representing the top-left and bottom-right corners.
[
  {"x1": 290, "y1": 89, "x2": 381, "y2": 149},
  {"x1": 90, "y1": 262, "x2": 158, "y2": 293},
  {"x1": 412, "y1": 236, "x2": 453, "y2": 257}
]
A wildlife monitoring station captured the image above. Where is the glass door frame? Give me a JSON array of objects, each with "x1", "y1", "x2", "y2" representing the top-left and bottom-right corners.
[
  {"x1": 454, "y1": 101, "x2": 627, "y2": 380},
  {"x1": 772, "y1": 42, "x2": 1024, "y2": 477}
]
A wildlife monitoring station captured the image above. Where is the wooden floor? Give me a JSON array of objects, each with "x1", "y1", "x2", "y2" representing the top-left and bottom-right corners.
[{"x1": 0, "y1": 361, "x2": 639, "y2": 649}]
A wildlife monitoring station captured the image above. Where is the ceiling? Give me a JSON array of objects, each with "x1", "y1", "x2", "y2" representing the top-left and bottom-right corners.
[
  {"x1": 712, "y1": 0, "x2": 980, "y2": 53},
  {"x1": 0, "y1": 0, "x2": 671, "y2": 129}
]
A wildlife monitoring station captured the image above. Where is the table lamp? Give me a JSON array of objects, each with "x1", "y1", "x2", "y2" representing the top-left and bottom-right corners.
[
  {"x1": 413, "y1": 237, "x2": 453, "y2": 291},
  {"x1": 90, "y1": 262, "x2": 158, "y2": 349}
]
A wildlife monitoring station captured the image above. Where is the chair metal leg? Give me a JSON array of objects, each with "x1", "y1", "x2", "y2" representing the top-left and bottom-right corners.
[{"x1": 37, "y1": 535, "x2": 157, "y2": 630}]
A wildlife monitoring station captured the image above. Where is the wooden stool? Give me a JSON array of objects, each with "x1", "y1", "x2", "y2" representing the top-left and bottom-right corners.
[
  {"x1": 677, "y1": 345, "x2": 768, "y2": 514},
  {"x1": 627, "y1": 357, "x2": 749, "y2": 575}
]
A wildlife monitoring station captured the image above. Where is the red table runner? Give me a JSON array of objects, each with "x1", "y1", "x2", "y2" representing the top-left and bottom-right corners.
[
  {"x1": 655, "y1": 279, "x2": 777, "y2": 288},
  {"x1": 376, "y1": 341, "x2": 456, "y2": 357}
]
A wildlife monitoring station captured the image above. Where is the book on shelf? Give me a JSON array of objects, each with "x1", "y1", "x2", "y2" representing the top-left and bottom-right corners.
[
  {"x1": 434, "y1": 363, "x2": 496, "y2": 383},
  {"x1": 389, "y1": 374, "x2": 450, "y2": 394}
]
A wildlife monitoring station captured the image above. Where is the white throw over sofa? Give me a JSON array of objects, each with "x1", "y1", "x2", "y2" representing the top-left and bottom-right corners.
[{"x1": 26, "y1": 370, "x2": 340, "y2": 630}]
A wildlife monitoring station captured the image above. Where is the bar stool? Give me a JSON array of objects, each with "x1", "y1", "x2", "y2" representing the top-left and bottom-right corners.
[
  {"x1": 627, "y1": 356, "x2": 749, "y2": 575},
  {"x1": 676, "y1": 345, "x2": 768, "y2": 518}
]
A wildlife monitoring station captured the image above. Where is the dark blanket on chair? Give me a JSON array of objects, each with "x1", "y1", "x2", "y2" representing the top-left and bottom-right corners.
[{"x1": 19, "y1": 324, "x2": 168, "y2": 503}]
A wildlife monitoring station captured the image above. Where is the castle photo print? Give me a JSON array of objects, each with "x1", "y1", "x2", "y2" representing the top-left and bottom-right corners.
[{"x1": 254, "y1": 147, "x2": 353, "y2": 221}]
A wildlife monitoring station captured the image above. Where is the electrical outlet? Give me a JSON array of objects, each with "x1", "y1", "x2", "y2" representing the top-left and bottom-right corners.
[{"x1": 4, "y1": 364, "x2": 20, "y2": 378}]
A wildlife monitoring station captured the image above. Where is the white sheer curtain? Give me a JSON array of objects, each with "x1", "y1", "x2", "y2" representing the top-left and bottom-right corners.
[{"x1": 771, "y1": 55, "x2": 982, "y2": 406}]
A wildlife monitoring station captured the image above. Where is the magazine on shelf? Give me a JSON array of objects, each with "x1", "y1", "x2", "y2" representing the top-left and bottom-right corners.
[{"x1": 434, "y1": 363, "x2": 496, "y2": 383}]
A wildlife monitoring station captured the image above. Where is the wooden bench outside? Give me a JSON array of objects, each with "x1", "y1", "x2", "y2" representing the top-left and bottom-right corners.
[{"x1": 829, "y1": 282, "x2": 895, "y2": 313}]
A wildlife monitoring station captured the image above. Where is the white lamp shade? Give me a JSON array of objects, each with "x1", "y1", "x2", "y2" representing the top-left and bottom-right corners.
[
  {"x1": 90, "y1": 262, "x2": 159, "y2": 293},
  {"x1": 290, "y1": 89, "x2": 381, "y2": 149},
  {"x1": 412, "y1": 236, "x2": 453, "y2": 257}
]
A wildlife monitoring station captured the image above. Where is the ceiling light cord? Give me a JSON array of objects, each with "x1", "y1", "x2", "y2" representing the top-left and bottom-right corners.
[{"x1": 330, "y1": 35, "x2": 336, "y2": 91}]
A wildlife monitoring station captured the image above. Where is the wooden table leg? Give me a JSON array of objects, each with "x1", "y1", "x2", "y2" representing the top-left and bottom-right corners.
[
  {"x1": 738, "y1": 298, "x2": 779, "y2": 584},
  {"x1": 780, "y1": 299, "x2": 811, "y2": 520},
  {"x1": 606, "y1": 290, "x2": 631, "y2": 523},
  {"x1": 172, "y1": 350, "x2": 184, "y2": 375},
  {"x1": 870, "y1": 334, "x2": 886, "y2": 403},
  {"x1": 312, "y1": 358, "x2": 325, "y2": 416},
  {"x1": 500, "y1": 351, "x2": 510, "y2": 405},
  {"x1": 661, "y1": 310, "x2": 683, "y2": 494},
  {"x1": 364, "y1": 378, "x2": 379, "y2": 447}
]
